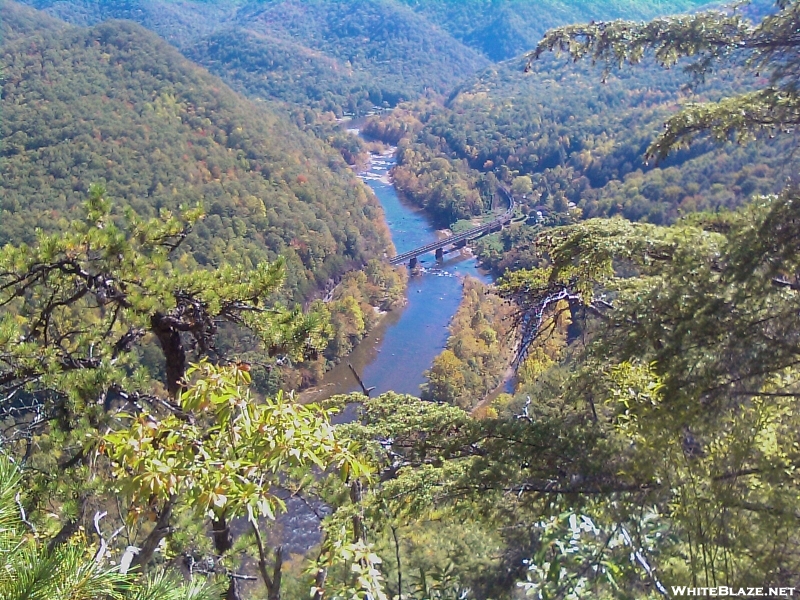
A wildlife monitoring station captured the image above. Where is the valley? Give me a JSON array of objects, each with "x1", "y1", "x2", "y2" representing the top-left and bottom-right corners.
[
  {"x1": 304, "y1": 142, "x2": 492, "y2": 403},
  {"x1": 2, "y1": 0, "x2": 800, "y2": 598}
]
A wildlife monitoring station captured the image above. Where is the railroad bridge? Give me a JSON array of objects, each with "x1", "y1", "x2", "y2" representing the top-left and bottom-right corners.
[{"x1": 388, "y1": 187, "x2": 515, "y2": 268}]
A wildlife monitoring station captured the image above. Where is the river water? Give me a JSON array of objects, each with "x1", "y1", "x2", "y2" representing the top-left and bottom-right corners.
[
  {"x1": 269, "y1": 147, "x2": 494, "y2": 558},
  {"x1": 305, "y1": 148, "x2": 491, "y2": 403}
]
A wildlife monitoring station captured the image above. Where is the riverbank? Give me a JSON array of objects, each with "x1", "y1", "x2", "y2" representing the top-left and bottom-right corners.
[
  {"x1": 471, "y1": 354, "x2": 517, "y2": 419},
  {"x1": 421, "y1": 277, "x2": 516, "y2": 411}
]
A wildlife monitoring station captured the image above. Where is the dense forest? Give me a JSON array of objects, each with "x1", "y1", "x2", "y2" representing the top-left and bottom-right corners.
[
  {"x1": 377, "y1": 47, "x2": 797, "y2": 227},
  {"x1": 17, "y1": 0, "x2": 489, "y2": 115},
  {"x1": 18, "y1": 0, "x2": 714, "y2": 115},
  {"x1": 4, "y1": 0, "x2": 800, "y2": 598},
  {"x1": 184, "y1": 0, "x2": 489, "y2": 116},
  {"x1": 19, "y1": 0, "x2": 716, "y2": 61},
  {"x1": 0, "y1": 3, "x2": 390, "y2": 301},
  {"x1": 395, "y1": 0, "x2": 712, "y2": 60}
]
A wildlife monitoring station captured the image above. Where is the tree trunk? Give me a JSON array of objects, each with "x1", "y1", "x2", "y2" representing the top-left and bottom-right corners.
[
  {"x1": 312, "y1": 566, "x2": 327, "y2": 600},
  {"x1": 47, "y1": 495, "x2": 86, "y2": 554},
  {"x1": 350, "y1": 481, "x2": 365, "y2": 543},
  {"x1": 252, "y1": 520, "x2": 283, "y2": 600},
  {"x1": 131, "y1": 497, "x2": 174, "y2": 571},
  {"x1": 267, "y1": 546, "x2": 283, "y2": 600},
  {"x1": 151, "y1": 312, "x2": 187, "y2": 398},
  {"x1": 391, "y1": 525, "x2": 402, "y2": 599},
  {"x1": 212, "y1": 513, "x2": 241, "y2": 600},
  {"x1": 225, "y1": 579, "x2": 242, "y2": 600},
  {"x1": 212, "y1": 514, "x2": 233, "y2": 555}
]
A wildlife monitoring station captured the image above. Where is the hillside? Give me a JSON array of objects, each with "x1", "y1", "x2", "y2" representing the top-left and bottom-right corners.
[
  {"x1": 18, "y1": 0, "x2": 489, "y2": 114},
  {"x1": 379, "y1": 52, "x2": 796, "y2": 228},
  {"x1": 0, "y1": 3, "x2": 390, "y2": 300},
  {"x1": 397, "y1": 0, "x2": 717, "y2": 60},
  {"x1": 17, "y1": 0, "x2": 722, "y2": 114},
  {"x1": 183, "y1": 27, "x2": 378, "y2": 115},
  {"x1": 16, "y1": 0, "x2": 230, "y2": 46},
  {"x1": 185, "y1": 0, "x2": 489, "y2": 115},
  {"x1": 0, "y1": 0, "x2": 65, "y2": 42},
  {"x1": 20, "y1": 0, "x2": 721, "y2": 64}
]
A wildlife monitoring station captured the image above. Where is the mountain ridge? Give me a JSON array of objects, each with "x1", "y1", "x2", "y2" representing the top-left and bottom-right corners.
[{"x1": 17, "y1": 0, "x2": 722, "y2": 113}]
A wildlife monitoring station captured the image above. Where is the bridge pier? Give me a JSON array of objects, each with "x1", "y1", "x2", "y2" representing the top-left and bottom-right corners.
[
  {"x1": 435, "y1": 248, "x2": 444, "y2": 262},
  {"x1": 409, "y1": 256, "x2": 418, "y2": 269}
]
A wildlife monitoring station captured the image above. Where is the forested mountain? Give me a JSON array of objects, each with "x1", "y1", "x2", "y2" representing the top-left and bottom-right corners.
[
  {"x1": 397, "y1": 0, "x2": 713, "y2": 60},
  {"x1": 6, "y1": 0, "x2": 800, "y2": 597},
  {"x1": 18, "y1": 0, "x2": 719, "y2": 114},
  {"x1": 0, "y1": 0, "x2": 65, "y2": 41},
  {"x1": 17, "y1": 0, "x2": 489, "y2": 114},
  {"x1": 187, "y1": 0, "x2": 490, "y2": 115},
  {"x1": 15, "y1": 0, "x2": 231, "y2": 46},
  {"x1": 0, "y1": 2, "x2": 390, "y2": 300},
  {"x1": 381, "y1": 49, "x2": 796, "y2": 227}
]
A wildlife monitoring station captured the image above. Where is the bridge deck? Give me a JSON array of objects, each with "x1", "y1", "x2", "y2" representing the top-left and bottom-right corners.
[{"x1": 388, "y1": 188, "x2": 515, "y2": 266}]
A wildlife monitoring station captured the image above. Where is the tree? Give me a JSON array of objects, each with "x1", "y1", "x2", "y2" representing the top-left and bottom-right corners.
[
  {"x1": 342, "y1": 392, "x2": 628, "y2": 598},
  {"x1": 531, "y1": 0, "x2": 800, "y2": 160},
  {"x1": 0, "y1": 183, "x2": 327, "y2": 411},
  {"x1": 511, "y1": 175, "x2": 533, "y2": 197},
  {"x1": 424, "y1": 350, "x2": 466, "y2": 405},
  {"x1": 0, "y1": 185, "x2": 330, "y2": 585},
  {"x1": 104, "y1": 361, "x2": 373, "y2": 600},
  {"x1": 0, "y1": 455, "x2": 222, "y2": 600},
  {"x1": 497, "y1": 198, "x2": 800, "y2": 586}
]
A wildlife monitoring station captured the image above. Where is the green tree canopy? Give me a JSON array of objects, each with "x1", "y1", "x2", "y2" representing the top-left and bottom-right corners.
[
  {"x1": 105, "y1": 362, "x2": 374, "y2": 600},
  {"x1": 349, "y1": 1, "x2": 800, "y2": 596},
  {"x1": 532, "y1": 0, "x2": 800, "y2": 159},
  {"x1": 0, "y1": 187, "x2": 334, "y2": 596},
  {"x1": 0, "y1": 454, "x2": 223, "y2": 600}
]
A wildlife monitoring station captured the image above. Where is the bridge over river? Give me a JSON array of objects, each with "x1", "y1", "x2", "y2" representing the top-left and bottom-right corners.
[{"x1": 389, "y1": 187, "x2": 516, "y2": 267}]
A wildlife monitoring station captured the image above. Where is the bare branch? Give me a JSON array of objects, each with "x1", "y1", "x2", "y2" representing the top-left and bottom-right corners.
[
  {"x1": 93, "y1": 510, "x2": 125, "y2": 563},
  {"x1": 15, "y1": 491, "x2": 35, "y2": 533}
]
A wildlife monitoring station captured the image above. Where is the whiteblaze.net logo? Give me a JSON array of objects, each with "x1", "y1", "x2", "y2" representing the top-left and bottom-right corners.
[{"x1": 671, "y1": 587, "x2": 796, "y2": 597}]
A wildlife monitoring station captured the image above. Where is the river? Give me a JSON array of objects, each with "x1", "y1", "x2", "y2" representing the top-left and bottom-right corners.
[
  {"x1": 304, "y1": 147, "x2": 492, "y2": 403},
  {"x1": 270, "y1": 145, "x2": 494, "y2": 558}
]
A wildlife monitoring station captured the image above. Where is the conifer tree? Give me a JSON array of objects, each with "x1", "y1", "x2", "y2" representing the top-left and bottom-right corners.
[
  {"x1": 0, "y1": 184, "x2": 331, "y2": 591},
  {"x1": 351, "y1": 1, "x2": 800, "y2": 595},
  {"x1": 532, "y1": 0, "x2": 800, "y2": 159}
]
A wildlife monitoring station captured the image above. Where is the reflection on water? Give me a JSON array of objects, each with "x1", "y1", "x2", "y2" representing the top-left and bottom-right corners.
[{"x1": 305, "y1": 150, "x2": 490, "y2": 402}]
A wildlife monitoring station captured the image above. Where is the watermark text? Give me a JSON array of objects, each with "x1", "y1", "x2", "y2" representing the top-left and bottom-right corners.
[{"x1": 672, "y1": 587, "x2": 796, "y2": 597}]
